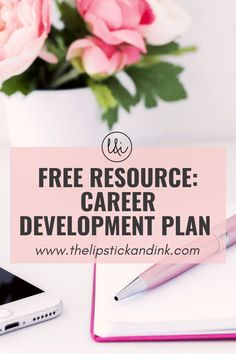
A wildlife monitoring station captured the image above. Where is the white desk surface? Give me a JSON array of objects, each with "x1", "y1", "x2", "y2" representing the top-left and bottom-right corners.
[{"x1": 0, "y1": 142, "x2": 236, "y2": 353}]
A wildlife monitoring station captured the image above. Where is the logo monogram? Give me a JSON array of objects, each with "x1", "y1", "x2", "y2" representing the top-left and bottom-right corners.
[{"x1": 101, "y1": 132, "x2": 132, "y2": 162}]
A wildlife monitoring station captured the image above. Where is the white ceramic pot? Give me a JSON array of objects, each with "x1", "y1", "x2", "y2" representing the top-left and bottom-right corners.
[
  {"x1": 3, "y1": 88, "x2": 110, "y2": 147},
  {"x1": 3, "y1": 85, "x2": 201, "y2": 148}
]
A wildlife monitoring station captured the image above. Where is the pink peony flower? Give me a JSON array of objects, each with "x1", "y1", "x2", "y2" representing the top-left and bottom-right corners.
[
  {"x1": 0, "y1": 0, "x2": 51, "y2": 83},
  {"x1": 76, "y1": 0, "x2": 155, "y2": 53},
  {"x1": 67, "y1": 36, "x2": 141, "y2": 76}
]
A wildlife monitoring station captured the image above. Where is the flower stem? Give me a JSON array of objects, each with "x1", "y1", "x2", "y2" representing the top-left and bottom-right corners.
[
  {"x1": 171, "y1": 45, "x2": 198, "y2": 56},
  {"x1": 49, "y1": 69, "x2": 80, "y2": 88}
]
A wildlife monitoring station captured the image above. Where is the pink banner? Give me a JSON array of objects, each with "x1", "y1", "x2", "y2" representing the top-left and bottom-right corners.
[{"x1": 11, "y1": 146, "x2": 226, "y2": 263}]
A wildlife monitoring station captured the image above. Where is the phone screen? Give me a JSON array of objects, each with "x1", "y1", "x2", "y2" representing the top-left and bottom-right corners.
[{"x1": 0, "y1": 268, "x2": 43, "y2": 306}]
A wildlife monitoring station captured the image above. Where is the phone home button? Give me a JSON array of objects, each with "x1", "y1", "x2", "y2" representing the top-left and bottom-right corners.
[{"x1": 0, "y1": 309, "x2": 12, "y2": 318}]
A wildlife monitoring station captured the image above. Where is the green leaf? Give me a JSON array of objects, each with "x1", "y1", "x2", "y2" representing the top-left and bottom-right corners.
[
  {"x1": 147, "y1": 42, "x2": 197, "y2": 57},
  {"x1": 135, "y1": 55, "x2": 161, "y2": 68},
  {"x1": 105, "y1": 76, "x2": 135, "y2": 112},
  {"x1": 102, "y1": 106, "x2": 119, "y2": 129},
  {"x1": 126, "y1": 62, "x2": 187, "y2": 107},
  {"x1": 89, "y1": 81, "x2": 118, "y2": 112},
  {"x1": 1, "y1": 72, "x2": 36, "y2": 96},
  {"x1": 46, "y1": 30, "x2": 67, "y2": 62},
  {"x1": 142, "y1": 43, "x2": 197, "y2": 69},
  {"x1": 153, "y1": 62, "x2": 184, "y2": 76},
  {"x1": 147, "y1": 42, "x2": 180, "y2": 56},
  {"x1": 89, "y1": 80, "x2": 119, "y2": 129},
  {"x1": 154, "y1": 76, "x2": 187, "y2": 102},
  {"x1": 56, "y1": 1, "x2": 87, "y2": 41}
]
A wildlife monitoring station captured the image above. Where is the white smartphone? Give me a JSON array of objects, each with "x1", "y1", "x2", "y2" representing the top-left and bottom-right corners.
[{"x1": 0, "y1": 267, "x2": 63, "y2": 335}]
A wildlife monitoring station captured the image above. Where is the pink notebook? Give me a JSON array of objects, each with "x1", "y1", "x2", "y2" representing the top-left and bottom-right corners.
[{"x1": 91, "y1": 257, "x2": 236, "y2": 342}]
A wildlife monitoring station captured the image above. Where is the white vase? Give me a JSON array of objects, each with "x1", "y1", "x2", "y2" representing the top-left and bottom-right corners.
[
  {"x1": 3, "y1": 88, "x2": 110, "y2": 147},
  {"x1": 3, "y1": 86, "x2": 197, "y2": 148}
]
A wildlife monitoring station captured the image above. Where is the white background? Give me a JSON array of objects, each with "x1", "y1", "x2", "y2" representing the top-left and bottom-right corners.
[{"x1": 0, "y1": 0, "x2": 236, "y2": 353}]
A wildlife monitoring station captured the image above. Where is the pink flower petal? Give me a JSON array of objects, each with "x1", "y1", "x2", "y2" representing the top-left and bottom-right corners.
[
  {"x1": 77, "y1": 0, "x2": 94, "y2": 15},
  {"x1": 0, "y1": 0, "x2": 51, "y2": 83},
  {"x1": 85, "y1": 13, "x2": 122, "y2": 44},
  {"x1": 122, "y1": 45, "x2": 142, "y2": 66},
  {"x1": 88, "y1": 0, "x2": 123, "y2": 30},
  {"x1": 114, "y1": 29, "x2": 146, "y2": 52},
  {"x1": 39, "y1": 48, "x2": 59, "y2": 64},
  {"x1": 0, "y1": 32, "x2": 47, "y2": 83},
  {"x1": 118, "y1": 0, "x2": 143, "y2": 28},
  {"x1": 82, "y1": 45, "x2": 115, "y2": 75},
  {"x1": 67, "y1": 38, "x2": 93, "y2": 60},
  {"x1": 85, "y1": 13, "x2": 146, "y2": 52},
  {"x1": 140, "y1": 0, "x2": 155, "y2": 24}
]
